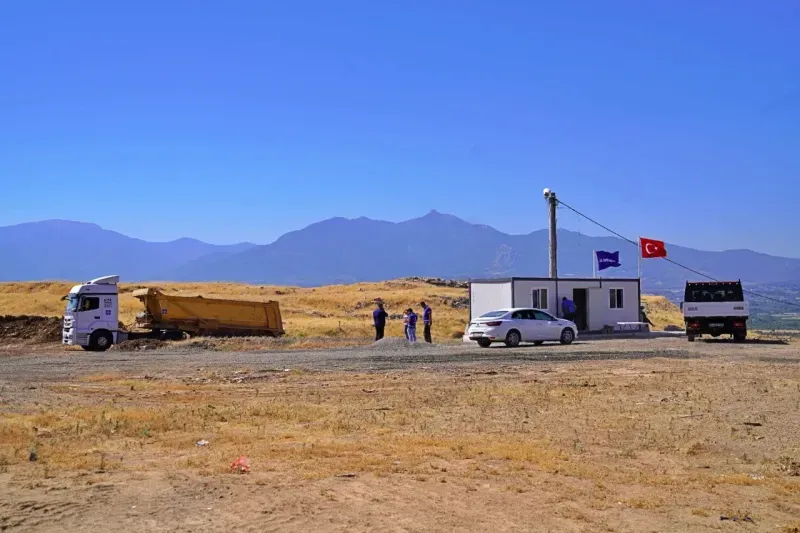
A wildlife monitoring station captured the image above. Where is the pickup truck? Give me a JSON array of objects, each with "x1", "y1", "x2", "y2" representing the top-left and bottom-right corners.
[{"x1": 681, "y1": 280, "x2": 748, "y2": 343}]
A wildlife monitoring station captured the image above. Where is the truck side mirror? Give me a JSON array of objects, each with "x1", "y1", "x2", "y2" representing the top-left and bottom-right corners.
[{"x1": 679, "y1": 302, "x2": 683, "y2": 311}]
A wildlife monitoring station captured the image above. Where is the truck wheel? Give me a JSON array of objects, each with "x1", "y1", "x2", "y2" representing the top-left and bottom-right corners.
[
  {"x1": 89, "y1": 330, "x2": 113, "y2": 352},
  {"x1": 477, "y1": 338, "x2": 491, "y2": 348},
  {"x1": 687, "y1": 334, "x2": 695, "y2": 342},
  {"x1": 733, "y1": 331, "x2": 747, "y2": 343}
]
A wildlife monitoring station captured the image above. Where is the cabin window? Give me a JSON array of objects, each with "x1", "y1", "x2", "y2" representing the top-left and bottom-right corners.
[
  {"x1": 531, "y1": 288, "x2": 548, "y2": 310},
  {"x1": 609, "y1": 289, "x2": 624, "y2": 309}
]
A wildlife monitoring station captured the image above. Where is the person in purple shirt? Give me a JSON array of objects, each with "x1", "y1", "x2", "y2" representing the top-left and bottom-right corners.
[
  {"x1": 406, "y1": 308, "x2": 418, "y2": 343},
  {"x1": 373, "y1": 302, "x2": 388, "y2": 341},
  {"x1": 420, "y1": 301, "x2": 432, "y2": 343}
]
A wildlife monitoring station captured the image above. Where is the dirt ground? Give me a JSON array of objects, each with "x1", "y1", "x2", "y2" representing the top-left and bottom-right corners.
[{"x1": 0, "y1": 338, "x2": 798, "y2": 532}]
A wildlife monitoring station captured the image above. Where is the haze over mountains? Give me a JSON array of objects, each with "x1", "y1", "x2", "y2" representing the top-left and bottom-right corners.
[{"x1": 1, "y1": 213, "x2": 799, "y2": 290}]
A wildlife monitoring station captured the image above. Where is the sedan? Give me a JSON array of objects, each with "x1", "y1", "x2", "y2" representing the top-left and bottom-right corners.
[{"x1": 467, "y1": 308, "x2": 578, "y2": 348}]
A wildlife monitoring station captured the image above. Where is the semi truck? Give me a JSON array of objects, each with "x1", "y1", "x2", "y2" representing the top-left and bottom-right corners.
[
  {"x1": 62, "y1": 275, "x2": 284, "y2": 351},
  {"x1": 681, "y1": 280, "x2": 748, "y2": 342}
]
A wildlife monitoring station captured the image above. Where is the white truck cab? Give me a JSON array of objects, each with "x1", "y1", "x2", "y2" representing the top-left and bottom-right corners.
[{"x1": 62, "y1": 275, "x2": 121, "y2": 351}]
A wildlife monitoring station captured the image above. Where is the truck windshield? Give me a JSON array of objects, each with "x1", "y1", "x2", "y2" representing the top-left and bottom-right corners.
[
  {"x1": 684, "y1": 283, "x2": 744, "y2": 303},
  {"x1": 66, "y1": 295, "x2": 80, "y2": 312}
]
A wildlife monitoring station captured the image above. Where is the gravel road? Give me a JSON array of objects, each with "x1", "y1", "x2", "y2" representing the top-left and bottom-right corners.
[{"x1": 1, "y1": 337, "x2": 794, "y2": 383}]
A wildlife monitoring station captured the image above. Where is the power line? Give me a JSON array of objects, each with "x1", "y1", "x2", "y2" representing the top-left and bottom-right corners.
[{"x1": 555, "y1": 198, "x2": 800, "y2": 310}]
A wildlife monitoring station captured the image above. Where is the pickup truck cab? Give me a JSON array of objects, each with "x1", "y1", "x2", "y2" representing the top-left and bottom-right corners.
[{"x1": 681, "y1": 280, "x2": 748, "y2": 343}]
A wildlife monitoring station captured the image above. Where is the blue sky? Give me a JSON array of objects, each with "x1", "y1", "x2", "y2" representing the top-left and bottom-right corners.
[{"x1": 1, "y1": 1, "x2": 798, "y2": 256}]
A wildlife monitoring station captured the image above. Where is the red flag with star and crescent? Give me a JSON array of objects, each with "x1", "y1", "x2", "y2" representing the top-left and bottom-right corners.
[{"x1": 640, "y1": 237, "x2": 667, "y2": 259}]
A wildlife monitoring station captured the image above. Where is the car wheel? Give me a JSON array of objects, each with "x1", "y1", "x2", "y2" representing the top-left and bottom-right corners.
[
  {"x1": 504, "y1": 330, "x2": 521, "y2": 348},
  {"x1": 477, "y1": 338, "x2": 491, "y2": 348},
  {"x1": 89, "y1": 330, "x2": 113, "y2": 352},
  {"x1": 533, "y1": 341, "x2": 544, "y2": 346},
  {"x1": 559, "y1": 328, "x2": 575, "y2": 345}
]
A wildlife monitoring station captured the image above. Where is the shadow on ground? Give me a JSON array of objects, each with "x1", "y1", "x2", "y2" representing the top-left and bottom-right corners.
[
  {"x1": 700, "y1": 338, "x2": 788, "y2": 345},
  {"x1": 361, "y1": 346, "x2": 696, "y2": 368}
]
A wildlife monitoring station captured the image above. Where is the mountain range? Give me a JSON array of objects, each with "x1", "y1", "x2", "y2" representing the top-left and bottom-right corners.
[{"x1": 1, "y1": 213, "x2": 799, "y2": 290}]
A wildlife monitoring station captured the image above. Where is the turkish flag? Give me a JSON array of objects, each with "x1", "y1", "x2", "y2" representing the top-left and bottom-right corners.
[{"x1": 640, "y1": 237, "x2": 667, "y2": 259}]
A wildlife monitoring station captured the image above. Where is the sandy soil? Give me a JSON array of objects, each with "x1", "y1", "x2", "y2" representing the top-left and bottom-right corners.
[{"x1": 0, "y1": 338, "x2": 798, "y2": 532}]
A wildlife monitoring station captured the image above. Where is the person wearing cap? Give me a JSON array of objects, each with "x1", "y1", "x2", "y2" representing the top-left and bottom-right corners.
[
  {"x1": 420, "y1": 301, "x2": 433, "y2": 343},
  {"x1": 406, "y1": 308, "x2": 418, "y2": 342},
  {"x1": 373, "y1": 302, "x2": 388, "y2": 341}
]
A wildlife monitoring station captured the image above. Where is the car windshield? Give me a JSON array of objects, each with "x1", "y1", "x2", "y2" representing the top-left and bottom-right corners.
[
  {"x1": 66, "y1": 294, "x2": 80, "y2": 312},
  {"x1": 480, "y1": 311, "x2": 507, "y2": 318}
]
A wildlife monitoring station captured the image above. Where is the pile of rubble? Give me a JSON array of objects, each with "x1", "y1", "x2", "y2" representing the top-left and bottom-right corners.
[
  {"x1": 0, "y1": 315, "x2": 63, "y2": 343},
  {"x1": 401, "y1": 277, "x2": 468, "y2": 289},
  {"x1": 440, "y1": 296, "x2": 469, "y2": 309}
]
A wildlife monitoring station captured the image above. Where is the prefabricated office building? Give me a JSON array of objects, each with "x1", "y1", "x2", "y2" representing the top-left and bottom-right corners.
[{"x1": 469, "y1": 277, "x2": 641, "y2": 332}]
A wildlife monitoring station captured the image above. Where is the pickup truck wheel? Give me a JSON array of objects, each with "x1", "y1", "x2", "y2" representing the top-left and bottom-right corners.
[
  {"x1": 559, "y1": 328, "x2": 575, "y2": 345},
  {"x1": 504, "y1": 330, "x2": 521, "y2": 348},
  {"x1": 90, "y1": 330, "x2": 113, "y2": 352},
  {"x1": 687, "y1": 334, "x2": 695, "y2": 342},
  {"x1": 477, "y1": 338, "x2": 492, "y2": 348},
  {"x1": 733, "y1": 331, "x2": 747, "y2": 343}
]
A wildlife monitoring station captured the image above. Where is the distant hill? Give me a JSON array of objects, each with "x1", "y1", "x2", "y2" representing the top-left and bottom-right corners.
[
  {"x1": 0, "y1": 220, "x2": 254, "y2": 281},
  {"x1": 1, "y1": 213, "x2": 799, "y2": 290},
  {"x1": 173, "y1": 210, "x2": 800, "y2": 289}
]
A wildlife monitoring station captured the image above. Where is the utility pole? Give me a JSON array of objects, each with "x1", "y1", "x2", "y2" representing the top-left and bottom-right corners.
[{"x1": 544, "y1": 188, "x2": 557, "y2": 278}]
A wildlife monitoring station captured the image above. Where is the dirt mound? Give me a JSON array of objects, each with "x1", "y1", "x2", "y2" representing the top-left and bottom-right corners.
[
  {"x1": 112, "y1": 339, "x2": 168, "y2": 351},
  {"x1": 0, "y1": 315, "x2": 62, "y2": 343}
]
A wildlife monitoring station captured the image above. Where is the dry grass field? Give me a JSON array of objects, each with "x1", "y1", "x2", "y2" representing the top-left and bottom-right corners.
[
  {"x1": 0, "y1": 343, "x2": 798, "y2": 531},
  {"x1": 0, "y1": 279, "x2": 684, "y2": 349}
]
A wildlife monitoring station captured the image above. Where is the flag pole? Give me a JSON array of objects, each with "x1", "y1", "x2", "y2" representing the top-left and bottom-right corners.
[
  {"x1": 592, "y1": 250, "x2": 596, "y2": 278},
  {"x1": 637, "y1": 237, "x2": 642, "y2": 280}
]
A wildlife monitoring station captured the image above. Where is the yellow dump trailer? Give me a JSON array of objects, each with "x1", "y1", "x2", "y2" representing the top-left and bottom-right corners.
[{"x1": 131, "y1": 288, "x2": 284, "y2": 337}]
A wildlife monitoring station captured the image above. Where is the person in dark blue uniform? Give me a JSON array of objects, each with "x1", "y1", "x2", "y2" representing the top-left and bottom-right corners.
[
  {"x1": 373, "y1": 302, "x2": 388, "y2": 341},
  {"x1": 420, "y1": 301, "x2": 432, "y2": 343}
]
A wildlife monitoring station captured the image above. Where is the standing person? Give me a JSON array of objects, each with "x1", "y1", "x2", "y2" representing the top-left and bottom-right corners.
[
  {"x1": 373, "y1": 302, "x2": 388, "y2": 341},
  {"x1": 403, "y1": 309, "x2": 409, "y2": 340},
  {"x1": 406, "y1": 308, "x2": 418, "y2": 343},
  {"x1": 561, "y1": 296, "x2": 576, "y2": 322},
  {"x1": 420, "y1": 301, "x2": 432, "y2": 343}
]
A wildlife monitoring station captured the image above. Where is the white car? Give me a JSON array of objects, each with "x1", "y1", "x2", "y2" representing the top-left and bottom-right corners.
[{"x1": 468, "y1": 308, "x2": 578, "y2": 348}]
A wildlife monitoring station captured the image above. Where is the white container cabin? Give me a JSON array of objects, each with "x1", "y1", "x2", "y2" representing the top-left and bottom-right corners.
[{"x1": 469, "y1": 277, "x2": 641, "y2": 332}]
